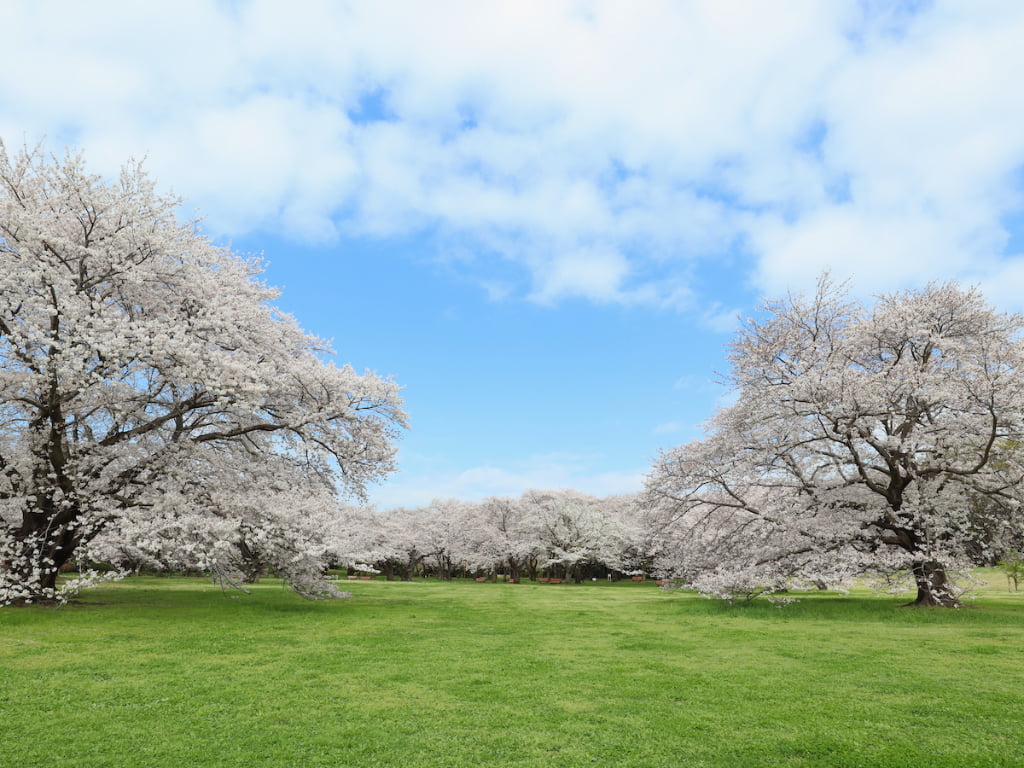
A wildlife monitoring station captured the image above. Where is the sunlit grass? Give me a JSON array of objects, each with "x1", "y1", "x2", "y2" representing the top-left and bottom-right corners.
[{"x1": 2, "y1": 572, "x2": 1022, "y2": 767}]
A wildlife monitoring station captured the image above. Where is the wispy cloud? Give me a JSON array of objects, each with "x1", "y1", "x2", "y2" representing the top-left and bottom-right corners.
[
  {"x1": 652, "y1": 421, "x2": 687, "y2": 436},
  {"x1": 699, "y1": 304, "x2": 742, "y2": 334},
  {"x1": 368, "y1": 452, "x2": 646, "y2": 509}
]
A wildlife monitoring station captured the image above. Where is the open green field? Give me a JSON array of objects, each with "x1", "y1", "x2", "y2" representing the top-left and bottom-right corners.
[{"x1": 2, "y1": 574, "x2": 1022, "y2": 768}]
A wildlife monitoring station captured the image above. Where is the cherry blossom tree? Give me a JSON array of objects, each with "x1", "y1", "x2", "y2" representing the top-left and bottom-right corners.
[
  {"x1": 646, "y1": 277, "x2": 1024, "y2": 606},
  {"x1": 0, "y1": 143, "x2": 406, "y2": 604},
  {"x1": 369, "y1": 506, "x2": 435, "y2": 580},
  {"x1": 524, "y1": 489, "x2": 619, "y2": 582},
  {"x1": 464, "y1": 495, "x2": 539, "y2": 582},
  {"x1": 597, "y1": 494, "x2": 659, "y2": 579},
  {"x1": 319, "y1": 504, "x2": 389, "y2": 576},
  {"x1": 416, "y1": 498, "x2": 476, "y2": 580}
]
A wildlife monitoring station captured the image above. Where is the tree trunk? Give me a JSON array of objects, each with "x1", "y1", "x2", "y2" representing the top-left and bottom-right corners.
[
  {"x1": 2, "y1": 507, "x2": 83, "y2": 604},
  {"x1": 3, "y1": 544, "x2": 65, "y2": 604},
  {"x1": 236, "y1": 539, "x2": 264, "y2": 583},
  {"x1": 908, "y1": 561, "x2": 961, "y2": 607},
  {"x1": 400, "y1": 560, "x2": 414, "y2": 581},
  {"x1": 2, "y1": 388, "x2": 83, "y2": 603}
]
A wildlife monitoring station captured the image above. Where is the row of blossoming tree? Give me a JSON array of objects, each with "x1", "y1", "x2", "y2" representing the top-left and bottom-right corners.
[
  {"x1": 339, "y1": 490, "x2": 656, "y2": 583},
  {"x1": 87, "y1": 489, "x2": 654, "y2": 585},
  {"x1": 89, "y1": 472, "x2": 1024, "y2": 609}
]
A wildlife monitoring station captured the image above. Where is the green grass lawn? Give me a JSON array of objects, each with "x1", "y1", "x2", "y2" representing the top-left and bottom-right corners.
[{"x1": 2, "y1": 573, "x2": 1022, "y2": 768}]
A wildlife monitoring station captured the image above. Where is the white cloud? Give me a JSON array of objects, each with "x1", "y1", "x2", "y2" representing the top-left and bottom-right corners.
[
  {"x1": 972, "y1": 255, "x2": 1024, "y2": 310},
  {"x1": 368, "y1": 452, "x2": 646, "y2": 509},
  {"x1": 652, "y1": 421, "x2": 686, "y2": 436},
  {"x1": 673, "y1": 374, "x2": 717, "y2": 392},
  {"x1": 529, "y1": 246, "x2": 629, "y2": 304},
  {"x1": 699, "y1": 304, "x2": 742, "y2": 334},
  {"x1": 743, "y1": 0, "x2": 1024, "y2": 305},
  {"x1": 3, "y1": 0, "x2": 1024, "y2": 310},
  {"x1": 748, "y1": 205, "x2": 984, "y2": 297}
]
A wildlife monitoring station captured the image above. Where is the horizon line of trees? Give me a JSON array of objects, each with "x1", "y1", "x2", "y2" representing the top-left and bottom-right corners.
[
  {"x1": 84, "y1": 489, "x2": 657, "y2": 587},
  {"x1": 82, "y1": 484, "x2": 1022, "y2": 599}
]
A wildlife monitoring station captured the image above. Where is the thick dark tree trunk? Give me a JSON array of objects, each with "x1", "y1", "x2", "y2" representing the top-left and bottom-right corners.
[
  {"x1": 3, "y1": 503, "x2": 84, "y2": 604},
  {"x1": 3, "y1": 387, "x2": 81, "y2": 602},
  {"x1": 236, "y1": 539, "x2": 264, "y2": 583},
  {"x1": 35, "y1": 559, "x2": 61, "y2": 590},
  {"x1": 908, "y1": 560, "x2": 961, "y2": 607},
  {"x1": 400, "y1": 559, "x2": 415, "y2": 581},
  {"x1": 3, "y1": 541, "x2": 65, "y2": 604}
]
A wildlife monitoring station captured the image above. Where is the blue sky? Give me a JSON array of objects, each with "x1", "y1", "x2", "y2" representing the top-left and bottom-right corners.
[{"x1": 3, "y1": 1, "x2": 1024, "y2": 507}]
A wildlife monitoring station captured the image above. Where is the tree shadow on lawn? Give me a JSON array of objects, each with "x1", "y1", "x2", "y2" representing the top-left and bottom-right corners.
[
  {"x1": 37, "y1": 575, "x2": 1024, "y2": 632},
  {"x1": 682, "y1": 590, "x2": 1024, "y2": 626}
]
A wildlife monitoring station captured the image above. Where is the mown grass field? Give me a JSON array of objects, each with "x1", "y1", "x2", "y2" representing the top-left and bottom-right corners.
[{"x1": 2, "y1": 573, "x2": 1022, "y2": 768}]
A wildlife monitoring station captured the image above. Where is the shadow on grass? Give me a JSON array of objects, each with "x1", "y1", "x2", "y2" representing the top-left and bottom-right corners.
[
  {"x1": 35, "y1": 574, "x2": 1023, "y2": 631},
  {"x1": 680, "y1": 590, "x2": 1024, "y2": 626}
]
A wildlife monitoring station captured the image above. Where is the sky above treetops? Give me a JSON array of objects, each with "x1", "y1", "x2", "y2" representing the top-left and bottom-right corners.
[{"x1": 2, "y1": 0, "x2": 1023, "y2": 508}]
